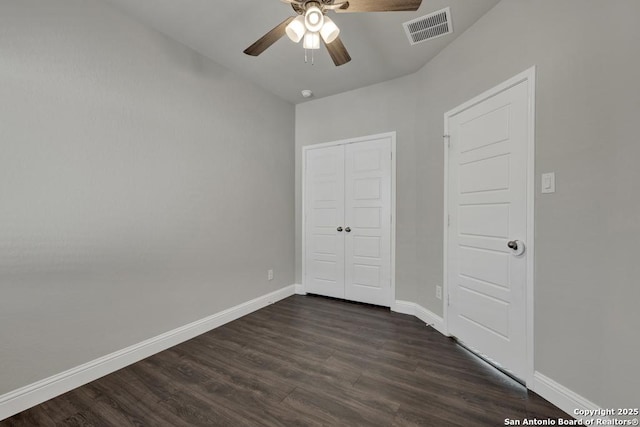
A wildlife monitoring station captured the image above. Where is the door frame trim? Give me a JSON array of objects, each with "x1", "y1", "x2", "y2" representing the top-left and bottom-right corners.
[
  {"x1": 301, "y1": 131, "x2": 397, "y2": 308},
  {"x1": 442, "y1": 67, "x2": 536, "y2": 386}
]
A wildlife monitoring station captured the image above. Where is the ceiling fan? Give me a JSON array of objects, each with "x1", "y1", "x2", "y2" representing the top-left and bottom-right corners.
[{"x1": 244, "y1": 0, "x2": 422, "y2": 66}]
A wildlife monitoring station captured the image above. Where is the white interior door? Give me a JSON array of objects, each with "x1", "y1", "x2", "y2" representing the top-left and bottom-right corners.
[
  {"x1": 304, "y1": 145, "x2": 345, "y2": 299},
  {"x1": 304, "y1": 134, "x2": 393, "y2": 307},
  {"x1": 447, "y1": 78, "x2": 530, "y2": 380},
  {"x1": 344, "y1": 138, "x2": 392, "y2": 306}
]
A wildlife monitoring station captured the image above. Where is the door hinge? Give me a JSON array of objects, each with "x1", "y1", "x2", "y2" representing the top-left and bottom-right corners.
[
  {"x1": 447, "y1": 293, "x2": 451, "y2": 306},
  {"x1": 444, "y1": 135, "x2": 451, "y2": 149},
  {"x1": 447, "y1": 214, "x2": 450, "y2": 227}
]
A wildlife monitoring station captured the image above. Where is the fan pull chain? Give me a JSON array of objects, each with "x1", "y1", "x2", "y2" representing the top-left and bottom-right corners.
[{"x1": 303, "y1": 49, "x2": 315, "y2": 65}]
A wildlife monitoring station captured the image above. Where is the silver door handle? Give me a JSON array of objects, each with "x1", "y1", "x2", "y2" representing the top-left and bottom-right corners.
[{"x1": 507, "y1": 240, "x2": 525, "y2": 256}]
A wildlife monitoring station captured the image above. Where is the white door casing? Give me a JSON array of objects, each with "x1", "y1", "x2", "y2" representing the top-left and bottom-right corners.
[
  {"x1": 303, "y1": 133, "x2": 395, "y2": 307},
  {"x1": 444, "y1": 68, "x2": 536, "y2": 383}
]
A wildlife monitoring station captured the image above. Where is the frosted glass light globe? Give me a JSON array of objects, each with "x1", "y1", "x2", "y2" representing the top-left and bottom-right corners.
[
  {"x1": 320, "y1": 16, "x2": 340, "y2": 44},
  {"x1": 303, "y1": 31, "x2": 320, "y2": 50},
  {"x1": 304, "y1": 6, "x2": 324, "y2": 33},
  {"x1": 286, "y1": 15, "x2": 306, "y2": 43}
]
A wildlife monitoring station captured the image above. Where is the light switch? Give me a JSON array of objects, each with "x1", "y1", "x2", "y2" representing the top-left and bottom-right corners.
[{"x1": 541, "y1": 172, "x2": 555, "y2": 194}]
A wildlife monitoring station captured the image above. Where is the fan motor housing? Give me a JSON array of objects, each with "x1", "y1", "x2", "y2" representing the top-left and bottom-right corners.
[{"x1": 292, "y1": 0, "x2": 343, "y2": 14}]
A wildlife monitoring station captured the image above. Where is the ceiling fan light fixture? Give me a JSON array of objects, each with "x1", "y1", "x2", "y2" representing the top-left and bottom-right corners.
[
  {"x1": 285, "y1": 15, "x2": 306, "y2": 43},
  {"x1": 303, "y1": 31, "x2": 320, "y2": 50},
  {"x1": 320, "y1": 16, "x2": 340, "y2": 44},
  {"x1": 304, "y1": 5, "x2": 324, "y2": 32}
]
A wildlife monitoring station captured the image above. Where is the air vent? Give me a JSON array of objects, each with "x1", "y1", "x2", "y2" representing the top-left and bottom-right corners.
[{"x1": 403, "y1": 7, "x2": 453, "y2": 45}]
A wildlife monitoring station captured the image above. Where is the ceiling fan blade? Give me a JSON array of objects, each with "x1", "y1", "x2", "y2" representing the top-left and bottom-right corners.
[
  {"x1": 244, "y1": 16, "x2": 295, "y2": 56},
  {"x1": 324, "y1": 37, "x2": 351, "y2": 66},
  {"x1": 335, "y1": 0, "x2": 422, "y2": 13}
]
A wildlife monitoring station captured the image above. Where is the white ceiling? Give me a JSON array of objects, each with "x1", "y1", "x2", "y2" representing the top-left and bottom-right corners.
[{"x1": 103, "y1": 0, "x2": 500, "y2": 103}]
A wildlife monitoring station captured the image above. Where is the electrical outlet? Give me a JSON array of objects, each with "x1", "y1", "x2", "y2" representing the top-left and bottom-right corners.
[
  {"x1": 436, "y1": 286, "x2": 442, "y2": 300},
  {"x1": 267, "y1": 269, "x2": 274, "y2": 281}
]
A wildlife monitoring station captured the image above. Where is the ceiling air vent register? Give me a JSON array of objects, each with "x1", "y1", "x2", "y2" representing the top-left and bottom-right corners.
[{"x1": 403, "y1": 7, "x2": 453, "y2": 45}]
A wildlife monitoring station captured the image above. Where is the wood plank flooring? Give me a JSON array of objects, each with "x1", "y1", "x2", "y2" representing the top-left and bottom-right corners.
[{"x1": 2, "y1": 295, "x2": 570, "y2": 426}]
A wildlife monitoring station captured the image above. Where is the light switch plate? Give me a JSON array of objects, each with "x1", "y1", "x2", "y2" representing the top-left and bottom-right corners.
[{"x1": 541, "y1": 172, "x2": 555, "y2": 194}]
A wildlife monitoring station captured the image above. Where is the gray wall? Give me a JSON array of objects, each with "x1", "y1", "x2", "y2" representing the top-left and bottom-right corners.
[
  {"x1": 0, "y1": 0, "x2": 294, "y2": 395},
  {"x1": 295, "y1": 74, "x2": 419, "y2": 302},
  {"x1": 296, "y1": 0, "x2": 640, "y2": 409}
]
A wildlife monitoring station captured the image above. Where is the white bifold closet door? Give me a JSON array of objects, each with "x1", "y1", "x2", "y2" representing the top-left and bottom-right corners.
[{"x1": 305, "y1": 137, "x2": 392, "y2": 307}]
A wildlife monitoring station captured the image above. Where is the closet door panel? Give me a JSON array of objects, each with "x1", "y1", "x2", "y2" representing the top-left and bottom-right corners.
[
  {"x1": 344, "y1": 138, "x2": 392, "y2": 306},
  {"x1": 304, "y1": 146, "x2": 345, "y2": 299}
]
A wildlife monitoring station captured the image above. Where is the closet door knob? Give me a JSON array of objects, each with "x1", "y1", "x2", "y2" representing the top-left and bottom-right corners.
[
  {"x1": 337, "y1": 227, "x2": 343, "y2": 232},
  {"x1": 345, "y1": 227, "x2": 351, "y2": 233},
  {"x1": 507, "y1": 239, "x2": 526, "y2": 256}
]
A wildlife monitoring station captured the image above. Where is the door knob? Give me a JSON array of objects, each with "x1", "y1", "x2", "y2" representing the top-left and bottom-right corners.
[
  {"x1": 337, "y1": 226, "x2": 343, "y2": 232},
  {"x1": 507, "y1": 240, "x2": 525, "y2": 256},
  {"x1": 345, "y1": 227, "x2": 351, "y2": 233}
]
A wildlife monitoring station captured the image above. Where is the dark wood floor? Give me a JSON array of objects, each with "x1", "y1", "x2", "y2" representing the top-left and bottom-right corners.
[{"x1": 2, "y1": 295, "x2": 570, "y2": 426}]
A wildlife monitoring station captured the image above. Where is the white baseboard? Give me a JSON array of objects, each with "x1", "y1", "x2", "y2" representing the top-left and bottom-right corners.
[
  {"x1": 294, "y1": 283, "x2": 306, "y2": 295},
  {"x1": 2, "y1": 288, "x2": 606, "y2": 425},
  {"x1": 394, "y1": 300, "x2": 615, "y2": 423},
  {"x1": 0, "y1": 284, "x2": 296, "y2": 421},
  {"x1": 414, "y1": 304, "x2": 447, "y2": 336},
  {"x1": 532, "y1": 371, "x2": 608, "y2": 422},
  {"x1": 391, "y1": 299, "x2": 416, "y2": 315},
  {"x1": 392, "y1": 300, "x2": 447, "y2": 336}
]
